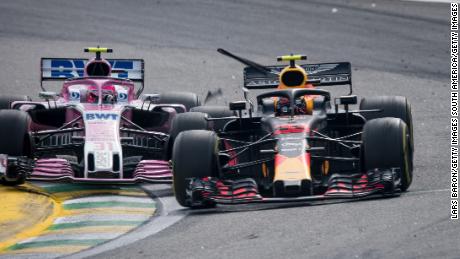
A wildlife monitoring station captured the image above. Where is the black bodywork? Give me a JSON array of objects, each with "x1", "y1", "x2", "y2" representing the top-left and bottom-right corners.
[
  {"x1": 173, "y1": 49, "x2": 411, "y2": 207},
  {"x1": 184, "y1": 88, "x2": 402, "y2": 206}
]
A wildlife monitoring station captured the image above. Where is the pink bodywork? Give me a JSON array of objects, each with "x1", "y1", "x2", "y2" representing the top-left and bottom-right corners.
[
  {"x1": 17, "y1": 77, "x2": 174, "y2": 183},
  {"x1": 30, "y1": 158, "x2": 171, "y2": 183},
  {"x1": 60, "y1": 78, "x2": 135, "y2": 103}
]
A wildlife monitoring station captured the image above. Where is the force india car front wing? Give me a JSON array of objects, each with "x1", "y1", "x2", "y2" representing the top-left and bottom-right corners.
[
  {"x1": 0, "y1": 155, "x2": 172, "y2": 184},
  {"x1": 184, "y1": 168, "x2": 402, "y2": 207}
]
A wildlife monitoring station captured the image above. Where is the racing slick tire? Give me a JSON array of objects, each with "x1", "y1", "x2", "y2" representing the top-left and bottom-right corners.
[
  {"x1": 0, "y1": 110, "x2": 31, "y2": 185},
  {"x1": 190, "y1": 106, "x2": 235, "y2": 131},
  {"x1": 360, "y1": 96, "x2": 413, "y2": 172},
  {"x1": 360, "y1": 96, "x2": 413, "y2": 147},
  {"x1": 362, "y1": 117, "x2": 412, "y2": 191},
  {"x1": 158, "y1": 92, "x2": 201, "y2": 112},
  {"x1": 172, "y1": 130, "x2": 218, "y2": 207},
  {"x1": 167, "y1": 112, "x2": 208, "y2": 159},
  {"x1": 0, "y1": 95, "x2": 31, "y2": 109}
]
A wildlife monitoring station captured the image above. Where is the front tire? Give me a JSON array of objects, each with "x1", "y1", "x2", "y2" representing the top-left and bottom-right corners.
[
  {"x1": 167, "y1": 112, "x2": 208, "y2": 159},
  {"x1": 172, "y1": 130, "x2": 218, "y2": 207},
  {"x1": 0, "y1": 110, "x2": 31, "y2": 185},
  {"x1": 362, "y1": 118, "x2": 412, "y2": 191},
  {"x1": 0, "y1": 95, "x2": 31, "y2": 109}
]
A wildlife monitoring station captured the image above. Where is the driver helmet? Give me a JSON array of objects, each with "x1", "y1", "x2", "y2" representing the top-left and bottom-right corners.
[
  {"x1": 101, "y1": 85, "x2": 117, "y2": 104},
  {"x1": 86, "y1": 85, "x2": 117, "y2": 104},
  {"x1": 275, "y1": 96, "x2": 308, "y2": 115},
  {"x1": 86, "y1": 86, "x2": 98, "y2": 104}
]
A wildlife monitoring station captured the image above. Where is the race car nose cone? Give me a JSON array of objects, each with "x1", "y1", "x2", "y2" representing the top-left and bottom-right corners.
[
  {"x1": 88, "y1": 171, "x2": 120, "y2": 179},
  {"x1": 273, "y1": 179, "x2": 312, "y2": 197}
]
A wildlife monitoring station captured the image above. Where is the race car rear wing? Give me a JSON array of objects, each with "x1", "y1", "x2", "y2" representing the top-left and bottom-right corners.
[
  {"x1": 243, "y1": 62, "x2": 352, "y2": 90},
  {"x1": 40, "y1": 58, "x2": 144, "y2": 88}
]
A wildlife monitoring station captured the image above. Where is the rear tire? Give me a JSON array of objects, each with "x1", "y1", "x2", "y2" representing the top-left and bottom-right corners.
[
  {"x1": 172, "y1": 130, "x2": 218, "y2": 207},
  {"x1": 362, "y1": 118, "x2": 412, "y2": 191},
  {"x1": 0, "y1": 110, "x2": 31, "y2": 185},
  {"x1": 157, "y1": 92, "x2": 200, "y2": 112},
  {"x1": 0, "y1": 95, "x2": 31, "y2": 109},
  {"x1": 167, "y1": 112, "x2": 208, "y2": 159},
  {"x1": 190, "y1": 106, "x2": 234, "y2": 131}
]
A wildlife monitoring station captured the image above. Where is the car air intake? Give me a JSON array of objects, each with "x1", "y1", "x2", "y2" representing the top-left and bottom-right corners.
[
  {"x1": 281, "y1": 70, "x2": 305, "y2": 87},
  {"x1": 86, "y1": 61, "x2": 110, "y2": 76}
]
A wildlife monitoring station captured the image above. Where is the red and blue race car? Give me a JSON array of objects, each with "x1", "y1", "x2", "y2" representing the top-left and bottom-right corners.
[{"x1": 171, "y1": 49, "x2": 414, "y2": 208}]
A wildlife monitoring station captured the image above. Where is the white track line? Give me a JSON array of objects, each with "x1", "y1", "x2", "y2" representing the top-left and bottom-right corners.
[
  {"x1": 53, "y1": 214, "x2": 150, "y2": 224},
  {"x1": 62, "y1": 186, "x2": 452, "y2": 259},
  {"x1": 19, "y1": 233, "x2": 123, "y2": 244},
  {"x1": 62, "y1": 196, "x2": 153, "y2": 205},
  {"x1": 64, "y1": 184, "x2": 187, "y2": 259}
]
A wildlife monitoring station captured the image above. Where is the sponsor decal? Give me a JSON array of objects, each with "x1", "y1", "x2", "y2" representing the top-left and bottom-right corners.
[
  {"x1": 247, "y1": 79, "x2": 279, "y2": 87},
  {"x1": 281, "y1": 142, "x2": 303, "y2": 147},
  {"x1": 69, "y1": 89, "x2": 81, "y2": 101},
  {"x1": 302, "y1": 63, "x2": 339, "y2": 74},
  {"x1": 95, "y1": 151, "x2": 110, "y2": 169},
  {"x1": 279, "y1": 140, "x2": 305, "y2": 156},
  {"x1": 42, "y1": 59, "x2": 142, "y2": 80},
  {"x1": 85, "y1": 113, "x2": 118, "y2": 120},
  {"x1": 50, "y1": 60, "x2": 134, "y2": 78},
  {"x1": 117, "y1": 90, "x2": 129, "y2": 102},
  {"x1": 309, "y1": 75, "x2": 350, "y2": 83},
  {"x1": 49, "y1": 59, "x2": 85, "y2": 78},
  {"x1": 93, "y1": 142, "x2": 114, "y2": 151}
]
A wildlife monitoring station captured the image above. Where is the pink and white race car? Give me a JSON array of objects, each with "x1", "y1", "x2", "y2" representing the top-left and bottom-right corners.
[{"x1": 0, "y1": 47, "x2": 204, "y2": 185}]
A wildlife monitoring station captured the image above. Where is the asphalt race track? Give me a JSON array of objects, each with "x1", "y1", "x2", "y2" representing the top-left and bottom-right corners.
[{"x1": 0, "y1": 0, "x2": 456, "y2": 258}]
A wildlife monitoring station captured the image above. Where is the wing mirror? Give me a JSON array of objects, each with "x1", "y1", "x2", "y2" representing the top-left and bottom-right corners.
[
  {"x1": 229, "y1": 101, "x2": 246, "y2": 111},
  {"x1": 39, "y1": 91, "x2": 59, "y2": 100},
  {"x1": 140, "y1": 94, "x2": 161, "y2": 110},
  {"x1": 39, "y1": 91, "x2": 59, "y2": 109},
  {"x1": 140, "y1": 94, "x2": 160, "y2": 102},
  {"x1": 334, "y1": 95, "x2": 358, "y2": 125},
  {"x1": 337, "y1": 95, "x2": 357, "y2": 105},
  {"x1": 229, "y1": 101, "x2": 246, "y2": 119}
]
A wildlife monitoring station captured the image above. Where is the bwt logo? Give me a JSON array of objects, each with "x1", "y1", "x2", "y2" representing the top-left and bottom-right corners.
[
  {"x1": 86, "y1": 113, "x2": 118, "y2": 120},
  {"x1": 50, "y1": 59, "x2": 134, "y2": 78}
]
